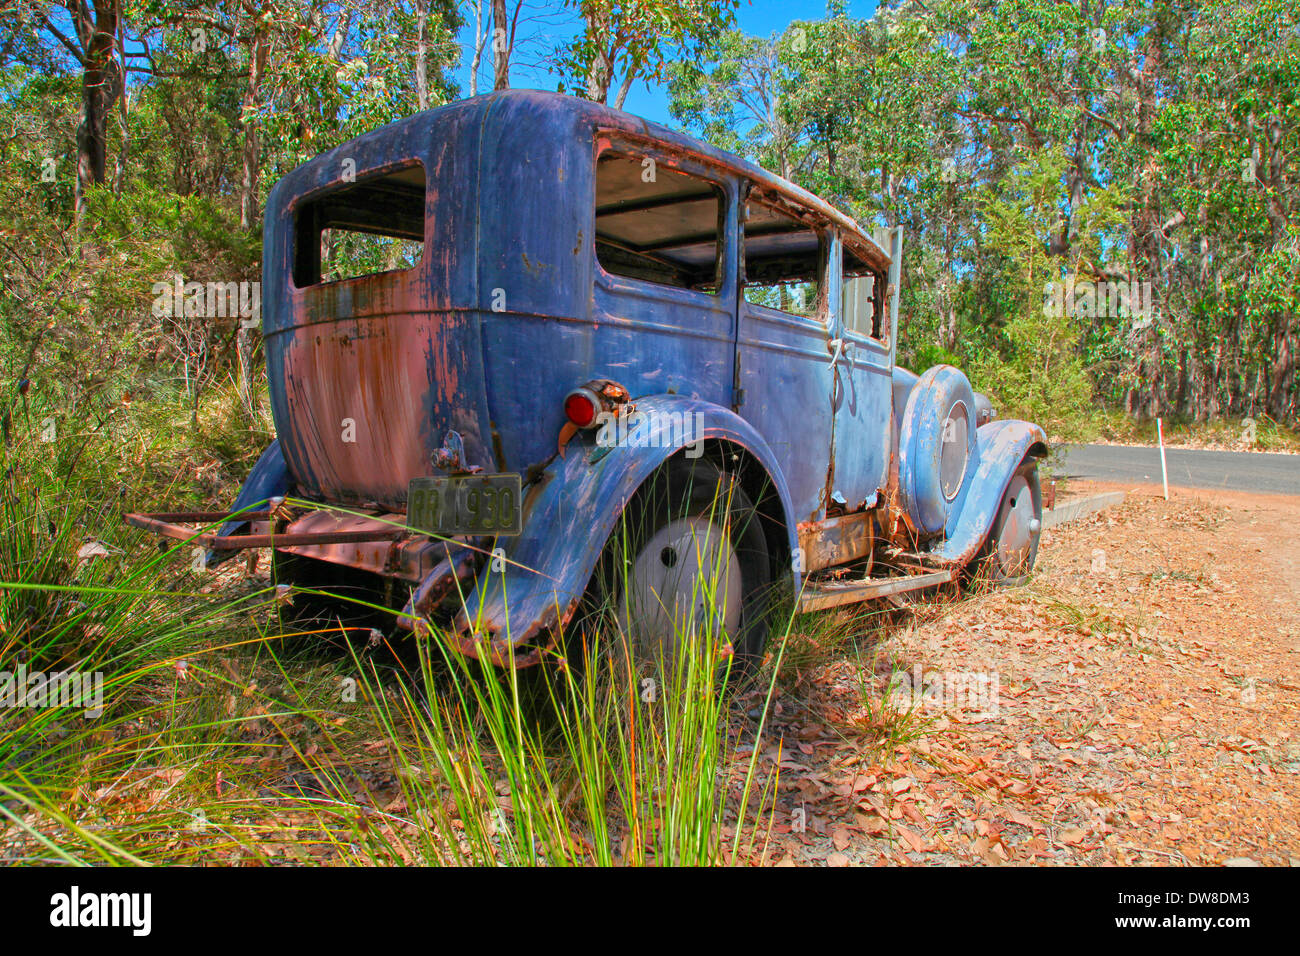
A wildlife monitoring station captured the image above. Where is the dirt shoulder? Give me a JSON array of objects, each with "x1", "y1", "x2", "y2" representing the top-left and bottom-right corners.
[
  {"x1": 1083, "y1": 439, "x2": 1300, "y2": 456},
  {"x1": 748, "y1": 481, "x2": 1300, "y2": 866}
]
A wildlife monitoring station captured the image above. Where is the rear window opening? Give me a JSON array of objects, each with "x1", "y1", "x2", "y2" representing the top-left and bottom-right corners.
[
  {"x1": 594, "y1": 151, "x2": 722, "y2": 292},
  {"x1": 292, "y1": 163, "x2": 426, "y2": 287},
  {"x1": 743, "y1": 198, "x2": 824, "y2": 318}
]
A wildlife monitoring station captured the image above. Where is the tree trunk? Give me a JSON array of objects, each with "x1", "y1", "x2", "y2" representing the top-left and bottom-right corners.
[
  {"x1": 1252, "y1": 112, "x2": 1291, "y2": 246},
  {"x1": 1270, "y1": 329, "x2": 1295, "y2": 419},
  {"x1": 70, "y1": 0, "x2": 123, "y2": 219},
  {"x1": 111, "y1": 14, "x2": 128, "y2": 192},
  {"x1": 492, "y1": 0, "x2": 510, "y2": 90},
  {"x1": 582, "y1": 7, "x2": 613, "y2": 103},
  {"x1": 415, "y1": 0, "x2": 429, "y2": 110},
  {"x1": 469, "y1": 0, "x2": 486, "y2": 96},
  {"x1": 239, "y1": 19, "x2": 268, "y2": 231},
  {"x1": 613, "y1": 60, "x2": 637, "y2": 110},
  {"x1": 585, "y1": 51, "x2": 612, "y2": 102}
]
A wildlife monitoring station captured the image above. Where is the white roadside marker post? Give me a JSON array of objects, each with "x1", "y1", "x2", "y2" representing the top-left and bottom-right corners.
[{"x1": 1157, "y1": 417, "x2": 1169, "y2": 500}]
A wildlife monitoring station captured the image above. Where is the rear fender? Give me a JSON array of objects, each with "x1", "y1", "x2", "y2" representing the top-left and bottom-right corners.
[
  {"x1": 931, "y1": 420, "x2": 1047, "y2": 566},
  {"x1": 447, "y1": 395, "x2": 797, "y2": 665}
]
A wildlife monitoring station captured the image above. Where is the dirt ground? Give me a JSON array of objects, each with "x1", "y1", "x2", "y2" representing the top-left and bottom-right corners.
[
  {"x1": 744, "y1": 481, "x2": 1300, "y2": 866},
  {"x1": 38, "y1": 478, "x2": 1294, "y2": 867}
]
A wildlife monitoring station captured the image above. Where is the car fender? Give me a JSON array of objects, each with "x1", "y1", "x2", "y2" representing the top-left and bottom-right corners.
[
  {"x1": 449, "y1": 394, "x2": 798, "y2": 665},
  {"x1": 204, "y1": 440, "x2": 291, "y2": 568},
  {"x1": 930, "y1": 419, "x2": 1048, "y2": 566}
]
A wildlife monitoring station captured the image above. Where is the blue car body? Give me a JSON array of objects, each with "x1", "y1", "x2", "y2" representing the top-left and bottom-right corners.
[{"x1": 206, "y1": 90, "x2": 1046, "y2": 665}]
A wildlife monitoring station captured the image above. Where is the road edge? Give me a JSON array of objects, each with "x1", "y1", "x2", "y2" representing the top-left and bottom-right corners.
[{"x1": 1042, "y1": 491, "x2": 1126, "y2": 529}]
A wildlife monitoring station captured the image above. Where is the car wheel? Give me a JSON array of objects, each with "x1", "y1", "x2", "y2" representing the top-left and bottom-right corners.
[
  {"x1": 979, "y1": 457, "x2": 1042, "y2": 586},
  {"x1": 594, "y1": 457, "x2": 771, "y2": 678}
]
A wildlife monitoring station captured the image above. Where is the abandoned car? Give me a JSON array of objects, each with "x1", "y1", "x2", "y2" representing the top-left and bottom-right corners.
[{"x1": 126, "y1": 90, "x2": 1047, "y2": 669}]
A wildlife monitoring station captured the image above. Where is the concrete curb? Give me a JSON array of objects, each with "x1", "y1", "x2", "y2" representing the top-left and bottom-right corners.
[{"x1": 1042, "y1": 491, "x2": 1127, "y2": 529}]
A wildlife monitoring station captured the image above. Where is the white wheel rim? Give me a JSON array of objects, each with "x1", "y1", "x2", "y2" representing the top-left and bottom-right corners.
[
  {"x1": 995, "y1": 474, "x2": 1037, "y2": 577},
  {"x1": 616, "y1": 516, "x2": 743, "y2": 659}
]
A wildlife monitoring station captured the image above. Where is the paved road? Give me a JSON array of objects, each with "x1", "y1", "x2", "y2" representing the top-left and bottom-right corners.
[{"x1": 1059, "y1": 443, "x2": 1300, "y2": 496}]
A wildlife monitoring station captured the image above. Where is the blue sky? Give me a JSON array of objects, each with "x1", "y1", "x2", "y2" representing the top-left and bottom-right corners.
[{"x1": 453, "y1": 0, "x2": 879, "y2": 127}]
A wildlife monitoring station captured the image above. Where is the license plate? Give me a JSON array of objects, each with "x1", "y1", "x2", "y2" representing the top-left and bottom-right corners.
[{"x1": 407, "y1": 473, "x2": 522, "y2": 537}]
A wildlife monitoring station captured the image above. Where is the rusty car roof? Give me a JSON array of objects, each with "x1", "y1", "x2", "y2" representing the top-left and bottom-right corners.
[
  {"x1": 280, "y1": 89, "x2": 890, "y2": 271},
  {"x1": 479, "y1": 89, "x2": 890, "y2": 269}
]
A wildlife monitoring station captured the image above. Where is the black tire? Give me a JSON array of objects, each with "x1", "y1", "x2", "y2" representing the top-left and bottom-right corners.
[
  {"x1": 586, "y1": 456, "x2": 772, "y2": 679},
  {"x1": 973, "y1": 456, "x2": 1042, "y2": 587}
]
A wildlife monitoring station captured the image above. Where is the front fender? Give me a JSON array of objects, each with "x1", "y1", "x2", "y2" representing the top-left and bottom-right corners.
[
  {"x1": 452, "y1": 395, "x2": 798, "y2": 665},
  {"x1": 204, "y1": 440, "x2": 291, "y2": 568},
  {"x1": 931, "y1": 420, "x2": 1047, "y2": 566}
]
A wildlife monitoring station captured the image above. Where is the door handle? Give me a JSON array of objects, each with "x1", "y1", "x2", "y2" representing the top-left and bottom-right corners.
[{"x1": 827, "y1": 337, "x2": 855, "y2": 370}]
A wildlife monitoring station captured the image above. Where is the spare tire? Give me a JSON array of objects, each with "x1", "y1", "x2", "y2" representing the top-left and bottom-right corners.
[{"x1": 897, "y1": 365, "x2": 978, "y2": 537}]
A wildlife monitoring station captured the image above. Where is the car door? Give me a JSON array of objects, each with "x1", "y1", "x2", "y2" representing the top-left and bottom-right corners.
[
  {"x1": 587, "y1": 136, "x2": 738, "y2": 421},
  {"x1": 733, "y1": 188, "x2": 836, "y2": 525},
  {"x1": 825, "y1": 231, "x2": 895, "y2": 512}
]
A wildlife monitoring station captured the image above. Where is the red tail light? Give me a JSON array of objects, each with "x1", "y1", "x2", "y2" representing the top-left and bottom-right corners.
[
  {"x1": 564, "y1": 388, "x2": 600, "y2": 428},
  {"x1": 563, "y1": 379, "x2": 630, "y2": 430}
]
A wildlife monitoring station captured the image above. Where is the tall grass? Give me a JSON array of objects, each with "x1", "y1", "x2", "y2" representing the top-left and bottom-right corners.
[
  {"x1": 0, "y1": 416, "x2": 281, "y2": 863},
  {"x1": 2, "y1": 431, "x2": 790, "y2": 866},
  {"x1": 297, "y1": 617, "x2": 787, "y2": 866},
  {"x1": 268, "y1": 464, "x2": 792, "y2": 866}
]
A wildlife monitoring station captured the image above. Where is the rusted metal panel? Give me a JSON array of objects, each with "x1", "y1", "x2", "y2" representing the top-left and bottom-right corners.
[
  {"x1": 274, "y1": 510, "x2": 435, "y2": 583},
  {"x1": 398, "y1": 543, "x2": 480, "y2": 624},
  {"x1": 799, "y1": 569, "x2": 953, "y2": 612},
  {"x1": 797, "y1": 512, "x2": 874, "y2": 572},
  {"x1": 122, "y1": 511, "x2": 404, "y2": 549},
  {"x1": 262, "y1": 100, "x2": 485, "y2": 507},
  {"x1": 269, "y1": 310, "x2": 496, "y2": 509}
]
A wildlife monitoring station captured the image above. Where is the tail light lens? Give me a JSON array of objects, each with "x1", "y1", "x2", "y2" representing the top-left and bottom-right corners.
[
  {"x1": 563, "y1": 379, "x2": 630, "y2": 430},
  {"x1": 563, "y1": 387, "x2": 601, "y2": 428}
]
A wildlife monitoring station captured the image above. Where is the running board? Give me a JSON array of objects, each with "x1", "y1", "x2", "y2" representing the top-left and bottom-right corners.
[{"x1": 798, "y1": 569, "x2": 954, "y2": 613}]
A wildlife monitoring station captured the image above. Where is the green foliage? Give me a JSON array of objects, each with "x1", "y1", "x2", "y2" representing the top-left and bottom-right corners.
[
  {"x1": 666, "y1": 30, "x2": 790, "y2": 169},
  {"x1": 557, "y1": 0, "x2": 739, "y2": 105},
  {"x1": 968, "y1": 147, "x2": 1124, "y2": 434},
  {"x1": 669, "y1": 0, "x2": 1300, "y2": 430}
]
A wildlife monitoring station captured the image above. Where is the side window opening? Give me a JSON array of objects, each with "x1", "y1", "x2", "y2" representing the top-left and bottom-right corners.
[
  {"x1": 293, "y1": 162, "x2": 425, "y2": 287},
  {"x1": 594, "y1": 151, "x2": 723, "y2": 293},
  {"x1": 742, "y1": 198, "x2": 824, "y2": 319},
  {"x1": 843, "y1": 243, "x2": 886, "y2": 340}
]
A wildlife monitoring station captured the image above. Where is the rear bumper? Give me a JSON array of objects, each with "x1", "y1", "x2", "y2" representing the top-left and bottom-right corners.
[
  {"x1": 123, "y1": 508, "x2": 402, "y2": 551},
  {"x1": 124, "y1": 504, "x2": 485, "y2": 598},
  {"x1": 127, "y1": 475, "x2": 531, "y2": 660}
]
